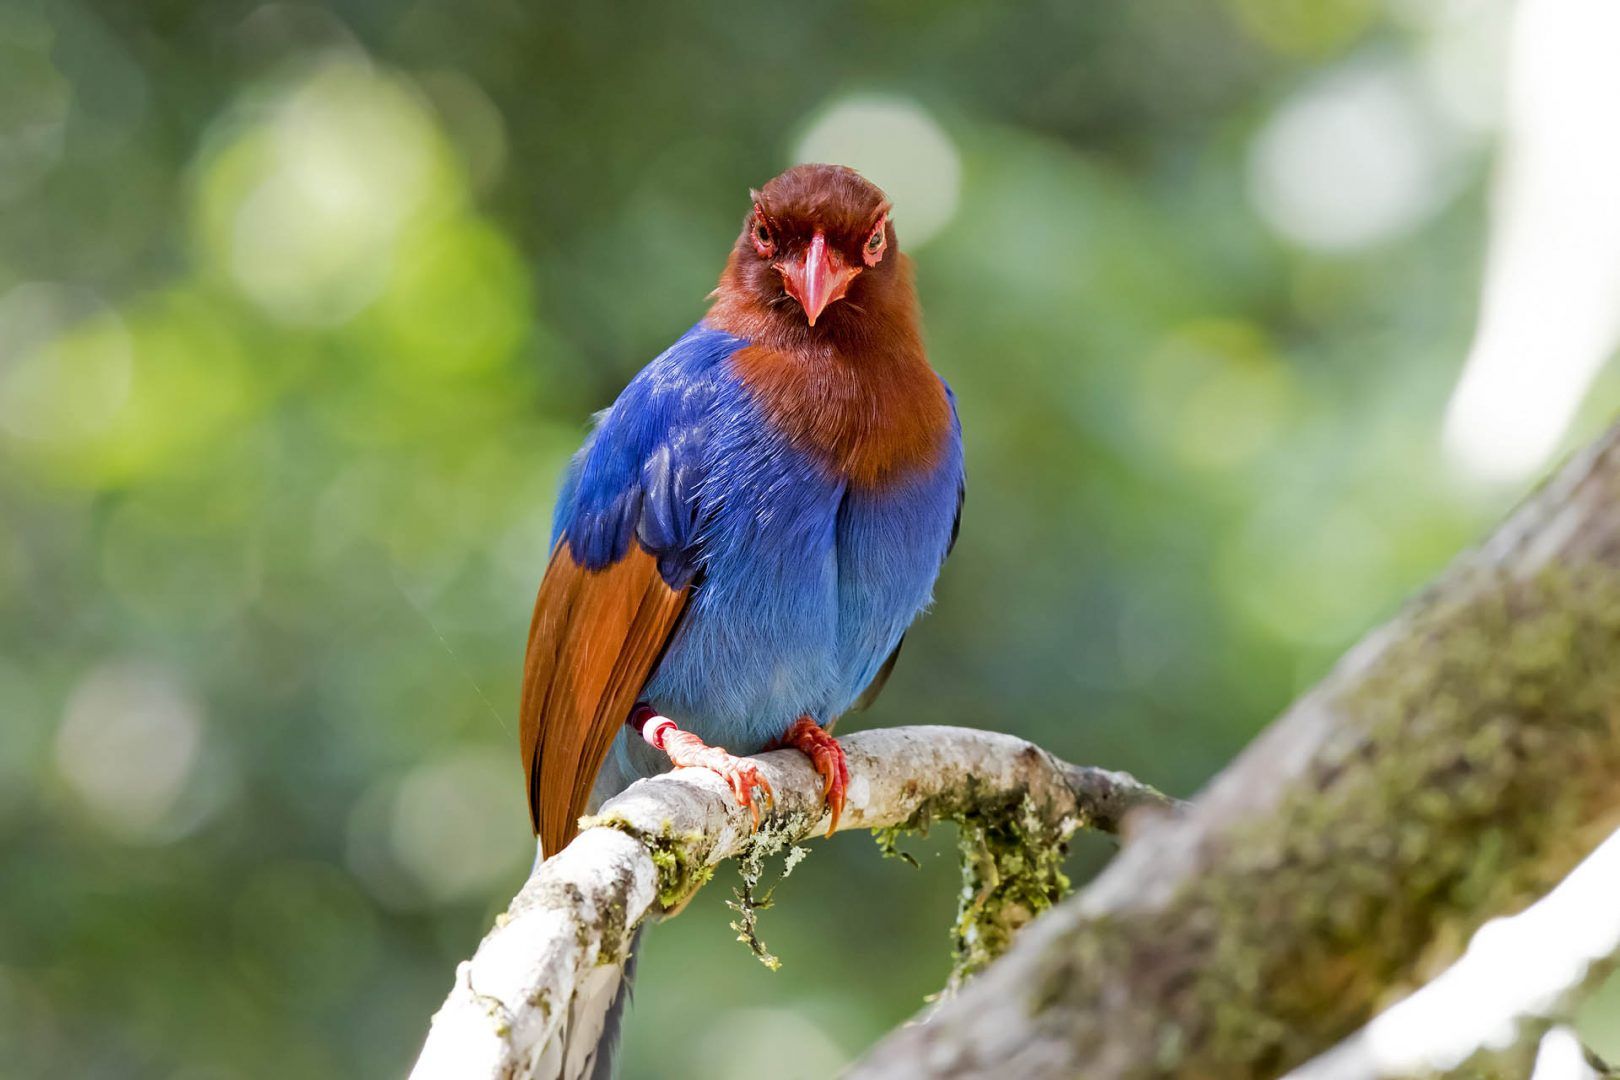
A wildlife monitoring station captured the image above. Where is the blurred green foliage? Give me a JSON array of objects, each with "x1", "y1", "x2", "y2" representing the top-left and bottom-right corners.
[{"x1": 2, "y1": 1, "x2": 1617, "y2": 1077}]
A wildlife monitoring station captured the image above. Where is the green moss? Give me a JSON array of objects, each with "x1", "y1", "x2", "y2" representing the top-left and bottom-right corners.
[
  {"x1": 872, "y1": 824, "x2": 921, "y2": 868},
  {"x1": 945, "y1": 792, "x2": 1073, "y2": 991},
  {"x1": 582, "y1": 814, "x2": 716, "y2": 910},
  {"x1": 647, "y1": 835, "x2": 716, "y2": 910},
  {"x1": 869, "y1": 778, "x2": 1078, "y2": 994},
  {"x1": 593, "y1": 889, "x2": 630, "y2": 966},
  {"x1": 1030, "y1": 565, "x2": 1620, "y2": 1077},
  {"x1": 535, "y1": 878, "x2": 629, "y2": 965},
  {"x1": 725, "y1": 812, "x2": 816, "y2": 971},
  {"x1": 581, "y1": 753, "x2": 1111, "y2": 988}
]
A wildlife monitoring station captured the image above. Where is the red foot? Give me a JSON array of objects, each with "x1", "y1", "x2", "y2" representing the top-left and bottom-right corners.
[
  {"x1": 783, "y1": 717, "x2": 848, "y2": 836},
  {"x1": 632, "y1": 706, "x2": 774, "y2": 829}
]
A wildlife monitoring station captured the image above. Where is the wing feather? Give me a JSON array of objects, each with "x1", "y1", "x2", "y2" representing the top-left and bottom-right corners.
[
  {"x1": 518, "y1": 324, "x2": 744, "y2": 857},
  {"x1": 520, "y1": 542, "x2": 689, "y2": 856}
]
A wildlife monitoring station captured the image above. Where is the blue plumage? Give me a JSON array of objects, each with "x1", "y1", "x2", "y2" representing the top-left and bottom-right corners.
[
  {"x1": 551, "y1": 325, "x2": 742, "y2": 588},
  {"x1": 548, "y1": 322, "x2": 963, "y2": 805},
  {"x1": 519, "y1": 163, "x2": 963, "y2": 1080}
]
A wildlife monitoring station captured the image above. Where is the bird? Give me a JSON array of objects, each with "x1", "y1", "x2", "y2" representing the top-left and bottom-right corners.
[{"x1": 518, "y1": 162, "x2": 964, "y2": 1078}]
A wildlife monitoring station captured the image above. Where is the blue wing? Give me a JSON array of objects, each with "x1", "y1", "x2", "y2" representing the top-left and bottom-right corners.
[
  {"x1": 523, "y1": 324, "x2": 745, "y2": 851},
  {"x1": 550, "y1": 324, "x2": 746, "y2": 587}
]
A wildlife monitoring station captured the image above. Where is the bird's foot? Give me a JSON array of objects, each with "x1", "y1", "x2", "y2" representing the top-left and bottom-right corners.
[
  {"x1": 782, "y1": 716, "x2": 848, "y2": 837},
  {"x1": 632, "y1": 705, "x2": 774, "y2": 829}
]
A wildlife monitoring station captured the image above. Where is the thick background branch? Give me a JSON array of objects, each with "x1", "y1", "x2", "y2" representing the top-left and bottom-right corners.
[
  {"x1": 409, "y1": 726, "x2": 1170, "y2": 1080},
  {"x1": 1286, "y1": 821, "x2": 1620, "y2": 1080},
  {"x1": 847, "y1": 423, "x2": 1620, "y2": 1079}
]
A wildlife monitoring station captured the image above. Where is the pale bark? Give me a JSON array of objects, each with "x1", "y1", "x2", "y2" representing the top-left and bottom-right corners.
[
  {"x1": 409, "y1": 726, "x2": 1172, "y2": 1080},
  {"x1": 845, "y1": 424, "x2": 1620, "y2": 1079}
]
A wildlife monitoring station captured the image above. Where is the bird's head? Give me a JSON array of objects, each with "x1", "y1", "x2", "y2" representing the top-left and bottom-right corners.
[{"x1": 717, "y1": 164, "x2": 897, "y2": 331}]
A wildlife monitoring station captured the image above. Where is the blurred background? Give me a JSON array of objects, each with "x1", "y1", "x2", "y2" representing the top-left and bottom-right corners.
[{"x1": 5, "y1": 0, "x2": 1620, "y2": 1076}]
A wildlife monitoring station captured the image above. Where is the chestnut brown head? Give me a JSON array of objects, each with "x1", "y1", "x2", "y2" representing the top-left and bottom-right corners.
[{"x1": 731, "y1": 164, "x2": 895, "y2": 328}]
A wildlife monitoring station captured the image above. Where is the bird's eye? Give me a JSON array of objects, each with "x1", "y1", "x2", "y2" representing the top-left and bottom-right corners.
[
  {"x1": 862, "y1": 217, "x2": 888, "y2": 267},
  {"x1": 750, "y1": 206, "x2": 775, "y2": 257}
]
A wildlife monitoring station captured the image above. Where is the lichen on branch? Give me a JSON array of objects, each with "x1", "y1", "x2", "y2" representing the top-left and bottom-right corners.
[
  {"x1": 948, "y1": 791, "x2": 1074, "y2": 991},
  {"x1": 725, "y1": 814, "x2": 816, "y2": 970},
  {"x1": 411, "y1": 725, "x2": 1173, "y2": 1080},
  {"x1": 874, "y1": 781, "x2": 1081, "y2": 994},
  {"x1": 849, "y1": 423, "x2": 1620, "y2": 1080}
]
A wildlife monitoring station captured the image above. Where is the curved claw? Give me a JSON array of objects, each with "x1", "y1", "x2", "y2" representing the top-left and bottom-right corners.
[
  {"x1": 719, "y1": 759, "x2": 774, "y2": 829},
  {"x1": 783, "y1": 717, "x2": 848, "y2": 837},
  {"x1": 659, "y1": 727, "x2": 774, "y2": 831}
]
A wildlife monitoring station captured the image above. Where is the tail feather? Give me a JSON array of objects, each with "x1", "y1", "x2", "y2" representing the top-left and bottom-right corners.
[
  {"x1": 588, "y1": 934, "x2": 638, "y2": 1080},
  {"x1": 532, "y1": 926, "x2": 642, "y2": 1080}
]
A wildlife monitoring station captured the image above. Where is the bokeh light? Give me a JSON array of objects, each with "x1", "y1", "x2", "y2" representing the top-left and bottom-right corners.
[
  {"x1": 196, "y1": 57, "x2": 452, "y2": 326},
  {"x1": 793, "y1": 97, "x2": 961, "y2": 248},
  {"x1": 0, "y1": 284, "x2": 131, "y2": 444},
  {"x1": 1248, "y1": 57, "x2": 1458, "y2": 252},
  {"x1": 389, "y1": 747, "x2": 531, "y2": 905},
  {"x1": 1400, "y1": 0, "x2": 1513, "y2": 135},
  {"x1": 6, "y1": 3, "x2": 1620, "y2": 1076},
  {"x1": 53, "y1": 661, "x2": 209, "y2": 843}
]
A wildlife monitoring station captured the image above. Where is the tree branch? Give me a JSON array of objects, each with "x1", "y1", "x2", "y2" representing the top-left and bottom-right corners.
[
  {"x1": 847, "y1": 420, "x2": 1620, "y2": 1079},
  {"x1": 409, "y1": 725, "x2": 1173, "y2": 1080},
  {"x1": 1286, "y1": 822, "x2": 1620, "y2": 1080}
]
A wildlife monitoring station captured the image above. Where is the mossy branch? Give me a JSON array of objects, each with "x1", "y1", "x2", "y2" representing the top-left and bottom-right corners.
[
  {"x1": 848, "y1": 422, "x2": 1620, "y2": 1079},
  {"x1": 408, "y1": 725, "x2": 1173, "y2": 1080},
  {"x1": 1290, "y1": 824, "x2": 1620, "y2": 1080}
]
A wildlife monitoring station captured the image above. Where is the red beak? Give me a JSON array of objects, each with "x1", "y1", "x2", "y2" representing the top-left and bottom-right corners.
[{"x1": 779, "y1": 230, "x2": 860, "y2": 326}]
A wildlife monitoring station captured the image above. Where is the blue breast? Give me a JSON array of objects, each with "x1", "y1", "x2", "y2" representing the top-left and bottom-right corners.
[{"x1": 560, "y1": 324, "x2": 962, "y2": 800}]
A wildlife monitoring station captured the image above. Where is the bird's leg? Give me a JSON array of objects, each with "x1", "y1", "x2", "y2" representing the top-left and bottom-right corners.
[
  {"x1": 781, "y1": 716, "x2": 848, "y2": 837},
  {"x1": 630, "y1": 705, "x2": 774, "y2": 829}
]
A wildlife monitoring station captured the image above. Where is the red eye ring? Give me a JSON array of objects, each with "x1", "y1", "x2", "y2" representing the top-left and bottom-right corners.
[
  {"x1": 862, "y1": 215, "x2": 888, "y2": 267},
  {"x1": 750, "y1": 205, "x2": 775, "y2": 258}
]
